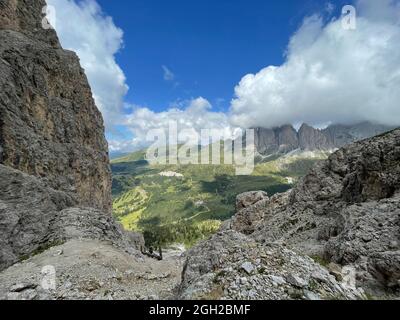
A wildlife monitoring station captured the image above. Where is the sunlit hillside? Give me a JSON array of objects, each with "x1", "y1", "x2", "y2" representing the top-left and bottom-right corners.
[{"x1": 111, "y1": 148, "x2": 328, "y2": 247}]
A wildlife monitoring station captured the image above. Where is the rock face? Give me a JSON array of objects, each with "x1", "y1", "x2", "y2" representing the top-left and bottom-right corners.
[
  {"x1": 254, "y1": 128, "x2": 400, "y2": 295},
  {"x1": 230, "y1": 191, "x2": 269, "y2": 235},
  {"x1": 254, "y1": 122, "x2": 395, "y2": 156},
  {"x1": 0, "y1": 0, "x2": 112, "y2": 212},
  {"x1": 0, "y1": 164, "x2": 144, "y2": 271},
  {"x1": 180, "y1": 129, "x2": 400, "y2": 298},
  {"x1": 276, "y1": 125, "x2": 299, "y2": 153},
  {"x1": 0, "y1": 0, "x2": 127, "y2": 271},
  {"x1": 298, "y1": 124, "x2": 333, "y2": 150}
]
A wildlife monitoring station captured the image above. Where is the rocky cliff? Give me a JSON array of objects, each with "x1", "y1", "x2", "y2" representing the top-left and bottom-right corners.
[
  {"x1": 180, "y1": 129, "x2": 400, "y2": 299},
  {"x1": 0, "y1": 0, "x2": 139, "y2": 271},
  {"x1": 254, "y1": 122, "x2": 395, "y2": 156},
  {"x1": 0, "y1": 0, "x2": 111, "y2": 212}
]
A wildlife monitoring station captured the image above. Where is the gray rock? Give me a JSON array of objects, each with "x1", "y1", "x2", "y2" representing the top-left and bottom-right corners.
[
  {"x1": 0, "y1": 0, "x2": 144, "y2": 271},
  {"x1": 0, "y1": 165, "x2": 143, "y2": 270},
  {"x1": 250, "y1": 129, "x2": 400, "y2": 296},
  {"x1": 304, "y1": 290, "x2": 321, "y2": 301},
  {"x1": 298, "y1": 124, "x2": 333, "y2": 151},
  {"x1": 189, "y1": 129, "x2": 400, "y2": 299},
  {"x1": 270, "y1": 275, "x2": 286, "y2": 286},
  {"x1": 178, "y1": 231, "x2": 364, "y2": 300},
  {"x1": 254, "y1": 122, "x2": 395, "y2": 156},
  {"x1": 231, "y1": 191, "x2": 269, "y2": 235},
  {"x1": 0, "y1": 0, "x2": 111, "y2": 212},
  {"x1": 241, "y1": 262, "x2": 255, "y2": 275},
  {"x1": 286, "y1": 275, "x2": 308, "y2": 288}
]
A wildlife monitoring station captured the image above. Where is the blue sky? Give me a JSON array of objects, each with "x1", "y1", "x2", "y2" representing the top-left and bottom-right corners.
[
  {"x1": 96, "y1": 0, "x2": 350, "y2": 113},
  {"x1": 48, "y1": 0, "x2": 400, "y2": 153}
]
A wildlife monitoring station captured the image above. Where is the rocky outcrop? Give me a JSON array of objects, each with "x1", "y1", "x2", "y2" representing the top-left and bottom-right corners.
[
  {"x1": 181, "y1": 129, "x2": 400, "y2": 298},
  {"x1": 179, "y1": 231, "x2": 364, "y2": 300},
  {"x1": 0, "y1": 0, "x2": 112, "y2": 212},
  {"x1": 254, "y1": 125, "x2": 300, "y2": 155},
  {"x1": 254, "y1": 122, "x2": 395, "y2": 156},
  {"x1": 0, "y1": 1, "x2": 156, "y2": 300},
  {"x1": 230, "y1": 191, "x2": 269, "y2": 235},
  {"x1": 0, "y1": 165, "x2": 144, "y2": 270},
  {"x1": 0, "y1": 0, "x2": 128, "y2": 271},
  {"x1": 0, "y1": 0, "x2": 60, "y2": 47},
  {"x1": 256, "y1": 128, "x2": 400, "y2": 295}
]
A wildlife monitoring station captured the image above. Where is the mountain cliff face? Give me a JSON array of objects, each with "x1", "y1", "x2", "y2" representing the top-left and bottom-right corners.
[
  {"x1": 180, "y1": 129, "x2": 400, "y2": 299},
  {"x1": 0, "y1": 0, "x2": 141, "y2": 271},
  {"x1": 254, "y1": 122, "x2": 395, "y2": 156},
  {"x1": 0, "y1": 0, "x2": 111, "y2": 212}
]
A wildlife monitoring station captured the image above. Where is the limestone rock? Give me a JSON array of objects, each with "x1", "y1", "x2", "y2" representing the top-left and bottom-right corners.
[
  {"x1": 236, "y1": 191, "x2": 269, "y2": 211},
  {"x1": 298, "y1": 123, "x2": 333, "y2": 151},
  {"x1": 0, "y1": 0, "x2": 123, "y2": 271},
  {"x1": 0, "y1": 165, "x2": 141, "y2": 270},
  {"x1": 249, "y1": 129, "x2": 400, "y2": 295},
  {"x1": 231, "y1": 191, "x2": 269, "y2": 235},
  {"x1": 254, "y1": 122, "x2": 395, "y2": 156},
  {"x1": 179, "y1": 231, "x2": 364, "y2": 300},
  {"x1": 198, "y1": 129, "x2": 399, "y2": 298},
  {"x1": 0, "y1": 0, "x2": 112, "y2": 212}
]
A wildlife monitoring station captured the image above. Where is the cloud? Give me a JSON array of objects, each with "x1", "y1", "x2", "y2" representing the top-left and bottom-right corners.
[
  {"x1": 162, "y1": 65, "x2": 175, "y2": 81},
  {"x1": 47, "y1": 0, "x2": 128, "y2": 130},
  {"x1": 230, "y1": 0, "x2": 400, "y2": 129},
  {"x1": 116, "y1": 97, "x2": 233, "y2": 152}
]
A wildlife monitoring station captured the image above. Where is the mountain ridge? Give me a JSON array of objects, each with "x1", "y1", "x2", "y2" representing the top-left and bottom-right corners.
[{"x1": 254, "y1": 121, "x2": 396, "y2": 156}]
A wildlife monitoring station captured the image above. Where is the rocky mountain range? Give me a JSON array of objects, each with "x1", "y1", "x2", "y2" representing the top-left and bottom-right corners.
[
  {"x1": 0, "y1": 0, "x2": 399, "y2": 301},
  {"x1": 254, "y1": 122, "x2": 395, "y2": 156}
]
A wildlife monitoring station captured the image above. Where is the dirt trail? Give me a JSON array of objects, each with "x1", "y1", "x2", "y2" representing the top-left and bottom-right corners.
[{"x1": 0, "y1": 240, "x2": 185, "y2": 300}]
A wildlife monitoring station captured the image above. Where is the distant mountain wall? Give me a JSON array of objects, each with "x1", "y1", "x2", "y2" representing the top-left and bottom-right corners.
[{"x1": 254, "y1": 122, "x2": 396, "y2": 156}]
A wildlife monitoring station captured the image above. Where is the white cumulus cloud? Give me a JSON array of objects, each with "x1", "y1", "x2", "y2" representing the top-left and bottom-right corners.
[
  {"x1": 230, "y1": 0, "x2": 400, "y2": 129},
  {"x1": 118, "y1": 97, "x2": 233, "y2": 151},
  {"x1": 47, "y1": 0, "x2": 128, "y2": 130}
]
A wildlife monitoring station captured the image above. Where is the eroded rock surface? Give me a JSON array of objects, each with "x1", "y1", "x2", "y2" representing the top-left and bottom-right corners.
[
  {"x1": 179, "y1": 231, "x2": 364, "y2": 300},
  {"x1": 0, "y1": 0, "x2": 112, "y2": 212},
  {"x1": 0, "y1": 165, "x2": 144, "y2": 271},
  {"x1": 0, "y1": 0, "x2": 116, "y2": 270}
]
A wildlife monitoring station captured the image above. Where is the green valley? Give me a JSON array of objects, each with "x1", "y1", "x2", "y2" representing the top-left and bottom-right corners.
[{"x1": 111, "y1": 149, "x2": 328, "y2": 248}]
